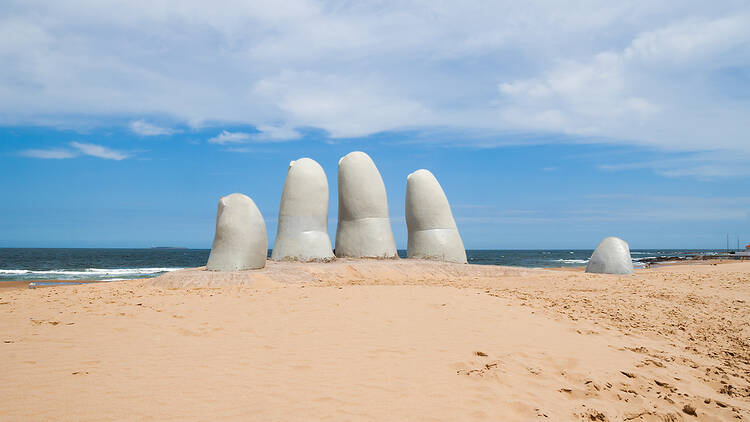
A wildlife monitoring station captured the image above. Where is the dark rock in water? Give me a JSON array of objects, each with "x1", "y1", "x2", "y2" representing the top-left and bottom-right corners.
[{"x1": 637, "y1": 256, "x2": 687, "y2": 265}]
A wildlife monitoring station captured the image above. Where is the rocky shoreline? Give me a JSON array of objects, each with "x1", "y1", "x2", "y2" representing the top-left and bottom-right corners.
[{"x1": 637, "y1": 253, "x2": 747, "y2": 266}]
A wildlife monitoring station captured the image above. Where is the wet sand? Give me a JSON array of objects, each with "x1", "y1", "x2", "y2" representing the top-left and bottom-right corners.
[
  {"x1": 0, "y1": 280, "x2": 31, "y2": 289},
  {"x1": 1, "y1": 260, "x2": 748, "y2": 420},
  {"x1": 0, "y1": 279, "x2": 105, "y2": 290}
]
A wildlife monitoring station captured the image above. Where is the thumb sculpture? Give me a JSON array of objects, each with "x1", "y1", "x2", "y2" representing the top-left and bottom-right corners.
[
  {"x1": 335, "y1": 151, "x2": 397, "y2": 258},
  {"x1": 585, "y1": 236, "x2": 634, "y2": 275},
  {"x1": 271, "y1": 158, "x2": 335, "y2": 262},
  {"x1": 206, "y1": 193, "x2": 268, "y2": 271},
  {"x1": 405, "y1": 169, "x2": 467, "y2": 263}
]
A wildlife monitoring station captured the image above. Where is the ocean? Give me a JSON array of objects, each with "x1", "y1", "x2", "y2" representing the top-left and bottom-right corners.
[{"x1": 0, "y1": 248, "x2": 724, "y2": 283}]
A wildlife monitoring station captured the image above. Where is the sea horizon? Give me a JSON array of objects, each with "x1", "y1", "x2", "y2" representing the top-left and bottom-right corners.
[{"x1": 0, "y1": 247, "x2": 731, "y2": 283}]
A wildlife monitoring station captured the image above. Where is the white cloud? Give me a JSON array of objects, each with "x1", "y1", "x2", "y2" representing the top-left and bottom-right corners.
[
  {"x1": 1, "y1": 1, "x2": 749, "y2": 175},
  {"x1": 70, "y1": 142, "x2": 129, "y2": 160},
  {"x1": 208, "y1": 126, "x2": 302, "y2": 143},
  {"x1": 496, "y1": 14, "x2": 750, "y2": 152},
  {"x1": 20, "y1": 148, "x2": 79, "y2": 159},
  {"x1": 624, "y1": 15, "x2": 750, "y2": 65},
  {"x1": 252, "y1": 125, "x2": 301, "y2": 142},
  {"x1": 207, "y1": 130, "x2": 252, "y2": 144},
  {"x1": 252, "y1": 70, "x2": 430, "y2": 138},
  {"x1": 129, "y1": 120, "x2": 176, "y2": 136},
  {"x1": 20, "y1": 142, "x2": 129, "y2": 160}
]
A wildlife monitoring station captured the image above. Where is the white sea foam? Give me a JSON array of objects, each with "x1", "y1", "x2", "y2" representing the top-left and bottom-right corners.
[
  {"x1": 0, "y1": 268, "x2": 183, "y2": 276},
  {"x1": 554, "y1": 259, "x2": 589, "y2": 264}
]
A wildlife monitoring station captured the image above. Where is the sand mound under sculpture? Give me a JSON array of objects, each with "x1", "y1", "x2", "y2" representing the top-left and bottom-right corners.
[
  {"x1": 271, "y1": 158, "x2": 334, "y2": 262},
  {"x1": 406, "y1": 169, "x2": 467, "y2": 264},
  {"x1": 206, "y1": 193, "x2": 268, "y2": 271},
  {"x1": 585, "y1": 236, "x2": 634, "y2": 275},
  {"x1": 334, "y1": 151, "x2": 397, "y2": 259}
]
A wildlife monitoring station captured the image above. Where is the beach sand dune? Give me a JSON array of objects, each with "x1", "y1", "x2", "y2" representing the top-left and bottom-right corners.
[{"x1": 1, "y1": 260, "x2": 748, "y2": 420}]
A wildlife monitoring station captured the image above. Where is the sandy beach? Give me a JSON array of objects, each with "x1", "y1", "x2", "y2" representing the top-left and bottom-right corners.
[{"x1": 1, "y1": 260, "x2": 748, "y2": 421}]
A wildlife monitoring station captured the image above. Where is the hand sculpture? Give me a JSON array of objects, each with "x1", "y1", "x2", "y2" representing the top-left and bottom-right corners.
[
  {"x1": 206, "y1": 193, "x2": 268, "y2": 270},
  {"x1": 272, "y1": 158, "x2": 334, "y2": 262},
  {"x1": 335, "y1": 151, "x2": 397, "y2": 259},
  {"x1": 406, "y1": 169, "x2": 467, "y2": 263}
]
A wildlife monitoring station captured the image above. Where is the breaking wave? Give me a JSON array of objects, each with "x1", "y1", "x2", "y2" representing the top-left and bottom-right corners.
[
  {"x1": 0, "y1": 267, "x2": 182, "y2": 280},
  {"x1": 553, "y1": 259, "x2": 589, "y2": 264}
]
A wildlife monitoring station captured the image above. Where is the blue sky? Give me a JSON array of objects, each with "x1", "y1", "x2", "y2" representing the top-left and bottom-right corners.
[{"x1": 1, "y1": 1, "x2": 749, "y2": 249}]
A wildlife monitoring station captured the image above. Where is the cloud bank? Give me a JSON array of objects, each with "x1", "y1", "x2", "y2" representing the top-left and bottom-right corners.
[{"x1": 2, "y1": 1, "x2": 749, "y2": 172}]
